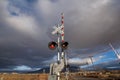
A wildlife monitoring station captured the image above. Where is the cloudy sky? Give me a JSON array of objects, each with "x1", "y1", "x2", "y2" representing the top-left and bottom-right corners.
[{"x1": 0, "y1": 0, "x2": 120, "y2": 71}]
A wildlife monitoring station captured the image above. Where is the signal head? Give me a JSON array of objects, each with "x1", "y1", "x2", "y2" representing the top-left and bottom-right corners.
[
  {"x1": 61, "y1": 42, "x2": 69, "y2": 50},
  {"x1": 48, "y1": 41, "x2": 57, "y2": 50}
]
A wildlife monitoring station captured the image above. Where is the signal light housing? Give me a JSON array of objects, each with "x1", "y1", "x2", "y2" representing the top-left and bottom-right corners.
[
  {"x1": 61, "y1": 42, "x2": 69, "y2": 50},
  {"x1": 48, "y1": 41, "x2": 57, "y2": 50}
]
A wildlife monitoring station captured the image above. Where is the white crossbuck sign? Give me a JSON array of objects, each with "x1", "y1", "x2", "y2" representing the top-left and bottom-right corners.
[{"x1": 52, "y1": 25, "x2": 64, "y2": 35}]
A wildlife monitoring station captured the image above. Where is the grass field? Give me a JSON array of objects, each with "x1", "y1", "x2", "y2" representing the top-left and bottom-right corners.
[
  {"x1": 0, "y1": 73, "x2": 48, "y2": 80},
  {"x1": 0, "y1": 70, "x2": 120, "y2": 80}
]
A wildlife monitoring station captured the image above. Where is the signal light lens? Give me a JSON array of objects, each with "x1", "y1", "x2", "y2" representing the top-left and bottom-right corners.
[
  {"x1": 50, "y1": 44, "x2": 55, "y2": 49},
  {"x1": 48, "y1": 41, "x2": 57, "y2": 50},
  {"x1": 61, "y1": 42, "x2": 69, "y2": 49}
]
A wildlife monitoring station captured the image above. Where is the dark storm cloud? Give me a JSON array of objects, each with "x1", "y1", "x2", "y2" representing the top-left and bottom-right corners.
[
  {"x1": 45, "y1": 0, "x2": 120, "y2": 56},
  {"x1": 65, "y1": 0, "x2": 120, "y2": 48},
  {"x1": 0, "y1": 0, "x2": 120, "y2": 69},
  {"x1": 0, "y1": 0, "x2": 53, "y2": 69}
]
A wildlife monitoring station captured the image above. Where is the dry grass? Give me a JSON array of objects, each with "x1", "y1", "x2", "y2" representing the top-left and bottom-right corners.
[
  {"x1": 0, "y1": 71, "x2": 120, "y2": 80},
  {"x1": 0, "y1": 73, "x2": 48, "y2": 80}
]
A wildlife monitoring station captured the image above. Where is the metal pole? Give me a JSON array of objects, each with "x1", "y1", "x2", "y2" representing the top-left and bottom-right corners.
[
  {"x1": 109, "y1": 43, "x2": 120, "y2": 59},
  {"x1": 57, "y1": 72, "x2": 60, "y2": 80},
  {"x1": 57, "y1": 32, "x2": 60, "y2": 80},
  {"x1": 57, "y1": 33, "x2": 60, "y2": 63},
  {"x1": 61, "y1": 13, "x2": 64, "y2": 42}
]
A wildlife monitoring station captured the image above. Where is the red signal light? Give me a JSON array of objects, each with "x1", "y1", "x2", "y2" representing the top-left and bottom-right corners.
[
  {"x1": 48, "y1": 41, "x2": 57, "y2": 50},
  {"x1": 50, "y1": 44, "x2": 55, "y2": 49}
]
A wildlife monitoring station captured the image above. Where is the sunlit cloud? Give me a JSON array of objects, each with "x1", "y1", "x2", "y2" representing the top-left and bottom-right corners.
[
  {"x1": 92, "y1": 0, "x2": 111, "y2": 8},
  {"x1": 43, "y1": 55, "x2": 57, "y2": 65},
  {"x1": 6, "y1": 15, "x2": 39, "y2": 37},
  {"x1": 13, "y1": 65, "x2": 32, "y2": 71}
]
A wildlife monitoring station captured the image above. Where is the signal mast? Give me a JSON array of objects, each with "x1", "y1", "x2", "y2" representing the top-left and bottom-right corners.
[{"x1": 48, "y1": 13, "x2": 68, "y2": 80}]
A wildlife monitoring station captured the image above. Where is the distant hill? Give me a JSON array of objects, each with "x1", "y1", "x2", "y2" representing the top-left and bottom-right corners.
[
  {"x1": 0, "y1": 65, "x2": 80, "y2": 74},
  {"x1": 28, "y1": 65, "x2": 80, "y2": 73}
]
